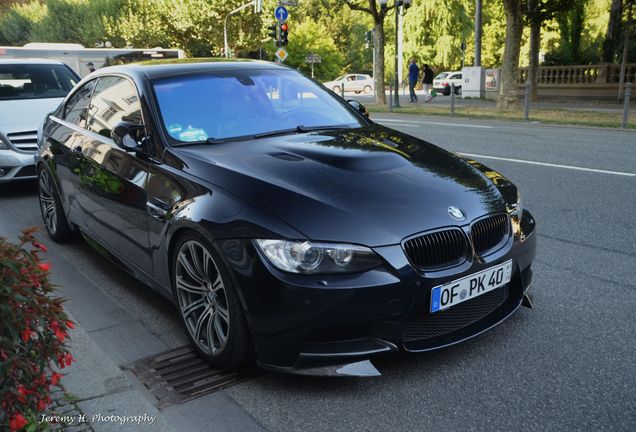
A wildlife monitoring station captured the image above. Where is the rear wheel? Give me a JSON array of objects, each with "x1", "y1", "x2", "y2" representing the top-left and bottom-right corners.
[
  {"x1": 333, "y1": 86, "x2": 341, "y2": 93},
  {"x1": 172, "y1": 232, "x2": 252, "y2": 369},
  {"x1": 455, "y1": 86, "x2": 462, "y2": 96},
  {"x1": 363, "y1": 85, "x2": 372, "y2": 94},
  {"x1": 37, "y1": 166, "x2": 72, "y2": 242}
]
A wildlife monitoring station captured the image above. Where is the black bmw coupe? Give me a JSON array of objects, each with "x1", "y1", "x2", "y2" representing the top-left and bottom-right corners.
[{"x1": 37, "y1": 60, "x2": 536, "y2": 375}]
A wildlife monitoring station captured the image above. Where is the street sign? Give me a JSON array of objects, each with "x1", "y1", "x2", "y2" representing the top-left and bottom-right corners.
[
  {"x1": 275, "y1": 48, "x2": 288, "y2": 62},
  {"x1": 305, "y1": 53, "x2": 321, "y2": 64},
  {"x1": 280, "y1": 0, "x2": 298, "y2": 5},
  {"x1": 274, "y1": 6, "x2": 288, "y2": 23}
]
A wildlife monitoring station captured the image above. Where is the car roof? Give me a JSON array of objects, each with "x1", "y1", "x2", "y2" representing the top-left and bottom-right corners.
[
  {"x1": 92, "y1": 58, "x2": 290, "y2": 80},
  {"x1": 0, "y1": 58, "x2": 67, "y2": 65}
]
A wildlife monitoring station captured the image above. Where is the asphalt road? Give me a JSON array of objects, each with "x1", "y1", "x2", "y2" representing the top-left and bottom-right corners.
[{"x1": 1, "y1": 116, "x2": 634, "y2": 432}]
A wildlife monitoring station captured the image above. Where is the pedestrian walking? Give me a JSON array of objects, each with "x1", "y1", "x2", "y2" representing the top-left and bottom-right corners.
[
  {"x1": 422, "y1": 64, "x2": 434, "y2": 102},
  {"x1": 408, "y1": 58, "x2": 419, "y2": 103}
]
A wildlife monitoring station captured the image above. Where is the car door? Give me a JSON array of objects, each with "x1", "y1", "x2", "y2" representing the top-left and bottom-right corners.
[
  {"x1": 73, "y1": 75, "x2": 153, "y2": 273},
  {"x1": 45, "y1": 79, "x2": 97, "y2": 212}
]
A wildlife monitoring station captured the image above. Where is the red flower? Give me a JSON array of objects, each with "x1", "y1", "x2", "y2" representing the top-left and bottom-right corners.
[
  {"x1": 37, "y1": 398, "x2": 49, "y2": 411},
  {"x1": 51, "y1": 372, "x2": 61, "y2": 385},
  {"x1": 54, "y1": 328, "x2": 67, "y2": 342},
  {"x1": 9, "y1": 413, "x2": 28, "y2": 431},
  {"x1": 50, "y1": 320, "x2": 60, "y2": 329},
  {"x1": 20, "y1": 329, "x2": 33, "y2": 343},
  {"x1": 38, "y1": 262, "x2": 51, "y2": 272},
  {"x1": 32, "y1": 241, "x2": 48, "y2": 252},
  {"x1": 66, "y1": 320, "x2": 75, "y2": 329},
  {"x1": 64, "y1": 352, "x2": 74, "y2": 366},
  {"x1": 17, "y1": 386, "x2": 27, "y2": 397}
]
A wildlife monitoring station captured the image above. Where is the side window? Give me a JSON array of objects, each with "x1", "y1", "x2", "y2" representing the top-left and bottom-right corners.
[
  {"x1": 455, "y1": 74, "x2": 462, "y2": 80},
  {"x1": 64, "y1": 79, "x2": 96, "y2": 127},
  {"x1": 87, "y1": 76, "x2": 142, "y2": 139}
]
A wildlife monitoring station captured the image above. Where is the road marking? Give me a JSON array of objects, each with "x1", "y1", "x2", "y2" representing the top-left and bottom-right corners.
[
  {"x1": 374, "y1": 118, "x2": 494, "y2": 129},
  {"x1": 458, "y1": 153, "x2": 636, "y2": 177}
]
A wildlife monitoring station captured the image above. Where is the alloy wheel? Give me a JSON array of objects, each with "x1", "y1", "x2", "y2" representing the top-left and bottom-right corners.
[
  {"x1": 38, "y1": 169, "x2": 58, "y2": 235},
  {"x1": 175, "y1": 240, "x2": 230, "y2": 356}
]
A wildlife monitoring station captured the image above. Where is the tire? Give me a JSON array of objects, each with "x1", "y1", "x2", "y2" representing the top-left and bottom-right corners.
[
  {"x1": 455, "y1": 86, "x2": 462, "y2": 96},
  {"x1": 333, "y1": 86, "x2": 341, "y2": 93},
  {"x1": 363, "y1": 85, "x2": 372, "y2": 94},
  {"x1": 37, "y1": 166, "x2": 73, "y2": 242},
  {"x1": 171, "y1": 232, "x2": 252, "y2": 369},
  {"x1": 443, "y1": 87, "x2": 451, "y2": 96}
]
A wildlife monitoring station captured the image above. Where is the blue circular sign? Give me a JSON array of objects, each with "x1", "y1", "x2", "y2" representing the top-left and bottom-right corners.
[{"x1": 274, "y1": 6, "x2": 288, "y2": 23}]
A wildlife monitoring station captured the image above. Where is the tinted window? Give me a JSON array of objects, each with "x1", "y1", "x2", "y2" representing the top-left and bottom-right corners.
[
  {"x1": 64, "y1": 79, "x2": 96, "y2": 127},
  {"x1": 153, "y1": 69, "x2": 362, "y2": 143},
  {"x1": 88, "y1": 76, "x2": 142, "y2": 138},
  {"x1": 435, "y1": 73, "x2": 449, "y2": 80},
  {"x1": 0, "y1": 63, "x2": 78, "y2": 100}
]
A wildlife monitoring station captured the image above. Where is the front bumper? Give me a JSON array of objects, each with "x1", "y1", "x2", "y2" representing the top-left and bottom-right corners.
[
  {"x1": 219, "y1": 210, "x2": 537, "y2": 371},
  {"x1": 0, "y1": 149, "x2": 37, "y2": 182}
]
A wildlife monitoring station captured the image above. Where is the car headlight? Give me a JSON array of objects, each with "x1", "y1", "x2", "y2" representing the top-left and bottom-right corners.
[
  {"x1": 508, "y1": 190, "x2": 523, "y2": 237},
  {"x1": 254, "y1": 240, "x2": 381, "y2": 274}
]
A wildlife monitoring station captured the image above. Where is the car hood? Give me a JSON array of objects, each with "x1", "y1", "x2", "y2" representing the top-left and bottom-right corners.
[
  {"x1": 0, "y1": 98, "x2": 63, "y2": 133},
  {"x1": 176, "y1": 125, "x2": 514, "y2": 246}
]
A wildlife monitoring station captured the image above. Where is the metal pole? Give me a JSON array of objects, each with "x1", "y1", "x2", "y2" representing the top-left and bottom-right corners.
[
  {"x1": 389, "y1": 82, "x2": 393, "y2": 112},
  {"x1": 475, "y1": 0, "x2": 482, "y2": 66},
  {"x1": 394, "y1": 2, "x2": 400, "y2": 108},
  {"x1": 523, "y1": 81, "x2": 530, "y2": 121},
  {"x1": 341, "y1": 82, "x2": 345, "y2": 98},
  {"x1": 622, "y1": 82, "x2": 631, "y2": 128},
  {"x1": 311, "y1": 62, "x2": 314, "y2": 79},
  {"x1": 223, "y1": 0, "x2": 255, "y2": 58},
  {"x1": 450, "y1": 83, "x2": 455, "y2": 116}
]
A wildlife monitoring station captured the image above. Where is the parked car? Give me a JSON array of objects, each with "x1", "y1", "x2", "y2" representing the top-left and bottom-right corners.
[
  {"x1": 0, "y1": 59, "x2": 79, "y2": 182},
  {"x1": 433, "y1": 71, "x2": 463, "y2": 95},
  {"x1": 37, "y1": 60, "x2": 536, "y2": 376},
  {"x1": 323, "y1": 73, "x2": 374, "y2": 94}
]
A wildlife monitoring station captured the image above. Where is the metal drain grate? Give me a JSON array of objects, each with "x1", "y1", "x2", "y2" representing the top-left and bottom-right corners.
[{"x1": 128, "y1": 345, "x2": 262, "y2": 409}]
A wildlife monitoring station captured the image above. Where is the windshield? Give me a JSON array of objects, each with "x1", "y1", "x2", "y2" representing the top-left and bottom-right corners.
[
  {"x1": 152, "y1": 68, "x2": 363, "y2": 143},
  {"x1": 0, "y1": 64, "x2": 78, "y2": 100},
  {"x1": 435, "y1": 73, "x2": 449, "y2": 80}
]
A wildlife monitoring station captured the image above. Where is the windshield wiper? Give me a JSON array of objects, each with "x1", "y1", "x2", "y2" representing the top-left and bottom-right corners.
[
  {"x1": 173, "y1": 137, "x2": 229, "y2": 146},
  {"x1": 251, "y1": 124, "x2": 351, "y2": 139}
]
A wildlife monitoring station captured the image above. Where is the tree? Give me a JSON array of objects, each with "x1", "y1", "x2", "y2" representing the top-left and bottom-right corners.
[
  {"x1": 525, "y1": 0, "x2": 575, "y2": 101},
  {"x1": 603, "y1": 0, "x2": 623, "y2": 62},
  {"x1": 273, "y1": 19, "x2": 345, "y2": 81},
  {"x1": 343, "y1": 1, "x2": 397, "y2": 104},
  {"x1": 0, "y1": 1, "x2": 47, "y2": 46},
  {"x1": 498, "y1": 0, "x2": 523, "y2": 109}
]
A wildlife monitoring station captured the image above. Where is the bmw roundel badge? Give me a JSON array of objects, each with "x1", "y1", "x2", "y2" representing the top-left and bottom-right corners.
[{"x1": 448, "y1": 206, "x2": 466, "y2": 221}]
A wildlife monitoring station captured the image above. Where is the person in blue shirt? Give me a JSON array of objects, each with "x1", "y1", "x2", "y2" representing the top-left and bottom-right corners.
[{"x1": 408, "y1": 58, "x2": 419, "y2": 103}]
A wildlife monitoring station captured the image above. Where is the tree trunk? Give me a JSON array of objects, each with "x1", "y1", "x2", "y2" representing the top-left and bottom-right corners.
[
  {"x1": 528, "y1": 18, "x2": 541, "y2": 102},
  {"x1": 373, "y1": 21, "x2": 386, "y2": 104},
  {"x1": 497, "y1": 0, "x2": 523, "y2": 110},
  {"x1": 603, "y1": 0, "x2": 623, "y2": 63}
]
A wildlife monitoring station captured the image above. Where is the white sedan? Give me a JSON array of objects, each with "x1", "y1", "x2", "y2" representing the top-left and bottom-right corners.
[
  {"x1": 323, "y1": 74, "x2": 374, "y2": 94},
  {"x1": 433, "y1": 71, "x2": 463, "y2": 96}
]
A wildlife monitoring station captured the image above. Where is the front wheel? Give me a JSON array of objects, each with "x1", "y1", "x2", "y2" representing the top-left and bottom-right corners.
[
  {"x1": 37, "y1": 166, "x2": 73, "y2": 242},
  {"x1": 172, "y1": 232, "x2": 252, "y2": 369}
]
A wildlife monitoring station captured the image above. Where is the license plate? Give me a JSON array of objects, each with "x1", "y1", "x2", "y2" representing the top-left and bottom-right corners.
[{"x1": 430, "y1": 260, "x2": 512, "y2": 313}]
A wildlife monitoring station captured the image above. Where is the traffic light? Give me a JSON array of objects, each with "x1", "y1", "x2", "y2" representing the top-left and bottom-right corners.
[
  {"x1": 267, "y1": 23, "x2": 278, "y2": 43},
  {"x1": 280, "y1": 23, "x2": 289, "y2": 46}
]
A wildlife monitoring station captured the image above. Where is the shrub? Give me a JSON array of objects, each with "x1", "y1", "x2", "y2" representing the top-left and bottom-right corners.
[{"x1": 0, "y1": 228, "x2": 74, "y2": 432}]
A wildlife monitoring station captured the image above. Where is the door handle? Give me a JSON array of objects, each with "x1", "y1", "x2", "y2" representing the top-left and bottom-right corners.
[{"x1": 146, "y1": 201, "x2": 168, "y2": 221}]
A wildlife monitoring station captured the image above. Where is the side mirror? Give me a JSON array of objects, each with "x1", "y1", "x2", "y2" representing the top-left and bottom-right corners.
[
  {"x1": 112, "y1": 121, "x2": 144, "y2": 151},
  {"x1": 347, "y1": 99, "x2": 370, "y2": 119}
]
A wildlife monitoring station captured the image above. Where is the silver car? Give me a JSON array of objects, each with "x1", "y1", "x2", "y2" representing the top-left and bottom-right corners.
[
  {"x1": 0, "y1": 59, "x2": 79, "y2": 182},
  {"x1": 323, "y1": 74, "x2": 374, "y2": 94}
]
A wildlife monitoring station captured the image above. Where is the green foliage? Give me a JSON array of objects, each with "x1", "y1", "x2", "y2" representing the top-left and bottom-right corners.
[
  {"x1": 0, "y1": 228, "x2": 74, "y2": 432},
  {"x1": 0, "y1": 1, "x2": 47, "y2": 46},
  {"x1": 267, "y1": 18, "x2": 345, "y2": 81}
]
